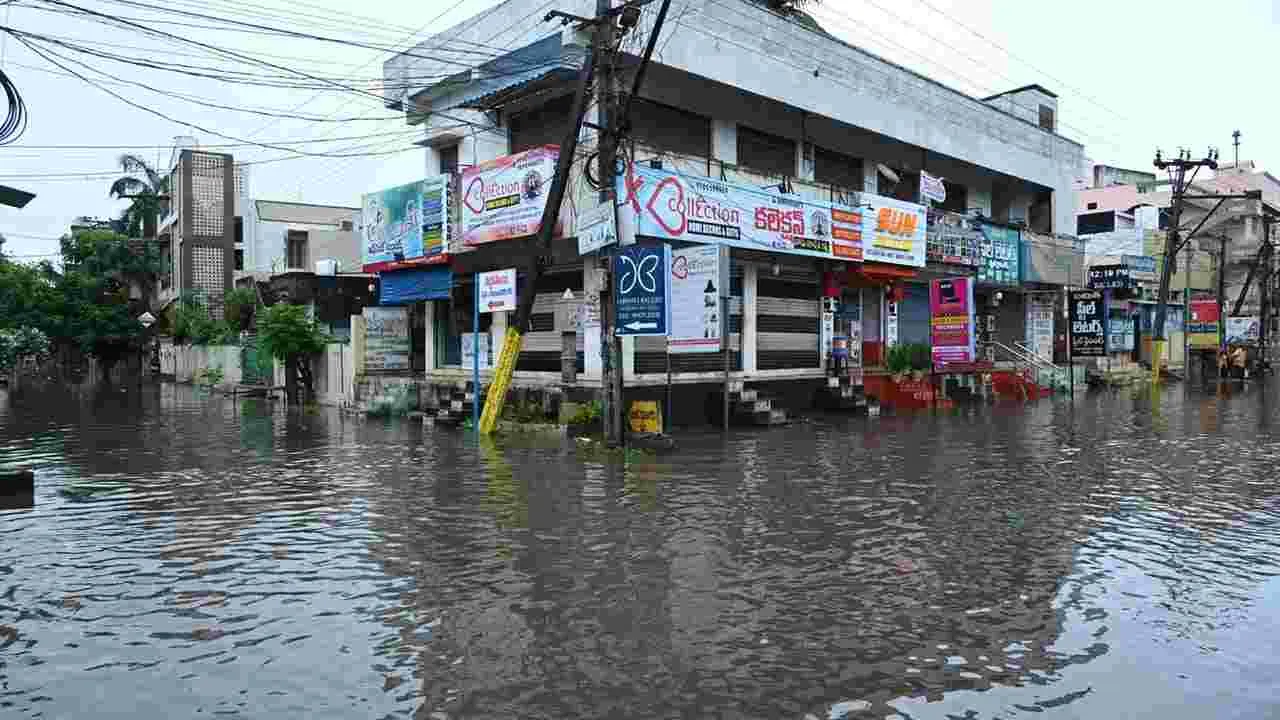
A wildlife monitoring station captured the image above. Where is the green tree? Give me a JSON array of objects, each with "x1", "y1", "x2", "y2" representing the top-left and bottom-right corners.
[
  {"x1": 257, "y1": 303, "x2": 328, "y2": 403},
  {"x1": 108, "y1": 154, "x2": 167, "y2": 239}
]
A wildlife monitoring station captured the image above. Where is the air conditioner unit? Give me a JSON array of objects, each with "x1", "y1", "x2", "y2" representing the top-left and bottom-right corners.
[{"x1": 315, "y1": 259, "x2": 338, "y2": 276}]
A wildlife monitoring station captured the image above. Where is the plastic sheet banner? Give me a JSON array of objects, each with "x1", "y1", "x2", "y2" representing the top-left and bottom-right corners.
[
  {"x1": 1188, "y1": 297, "x2": 1220, "y2": 348},
  {"x1": 929, "y1": 277, "x2": 975, "y2": 367},
  {"x1": 361, "y1": 176, "x2": 449, "y2": 272},
  {"x1": 460, "y1": 146, "x2": 560, "y2": 245}
]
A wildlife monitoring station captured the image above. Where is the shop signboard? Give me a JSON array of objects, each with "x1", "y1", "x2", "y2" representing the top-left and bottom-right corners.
[
  {"x1": 361, "y1": 176, "x2": 449, "y2": 272},
  {"x1": 477, "y1": 268, "x2": 516, "y2": 313},
  {"x1": 862, "y1": 195, "x2": 927, "y2": 268},
  {"x1": 363, "y1": 306, "x2": 410, "y2": 371},
  {"x1": 1026, "y1": 292, "x2": 1055, "y2": 361},
  {"x1": 1088, "y1": 264, "x2": 1134, "y2": 290},
  {"x1": 925, "y1": 210, "x2": 980, "y2": 266},
  {"x1": 1225, "y1": 316, "x2": 1260, "y2": 345},
  {"x1": 1122, "y1": 254, "x2": 1157, "y2": 282},
  {"x1": 617, "y1": 162, "x2": 868, "y2": 262},
  {"x1": 460, "y1": 145, "x2": 559, "y2": 246},
  {"x1": 929, "y1": 277, "x2": 975, "y2": 366},
  {"x1": 668, "y1": 245, "x2": 724, "y2": 354},
  {"x1": 1068, "y1": 289, "x2": 1107, "y2": 357},
  {"x1": 614, "y1": 244, "x2": 671, "y2": 336},
  {"x1": 920, "y1": 171, "x2": 947, "y2": 204},
  {"x1": 1188, "y1": 296, "x2": 1220, "y2": 348},
  {"x1": 576, "y1": 200, "x2": 618, "y2": 255},
  {"x1": 977, "y1": 222, "x2": 1020, "y2": 284},
  {"x1": 1109, "y1": 315, "x2": 1134, "y2": 353}
]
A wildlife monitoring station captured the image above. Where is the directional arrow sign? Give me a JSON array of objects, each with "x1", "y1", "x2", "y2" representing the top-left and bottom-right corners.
[{"x1": 614, "y1": 244, "x2": 670, "y2": 337}]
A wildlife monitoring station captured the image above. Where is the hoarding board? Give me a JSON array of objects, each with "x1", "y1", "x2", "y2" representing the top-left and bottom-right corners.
[
  {"x1": 614, "y1": 244, "x2": 671, "y2": 337},
  {"x1": 1068, "y1": 290, "x2": 1107, "y2": 357},
  {"x1": 361, "y1": 176, "x2": 449, "y2": 272},
  {"x1": 460, "y1": 145, "x2": 559, "y2": 245},
  {"x1": 929, "y1": 277, "x2": 975, "y2": 366},
  {"x1": 363, "y1": 306, "x2": 410, "y2": 371}
]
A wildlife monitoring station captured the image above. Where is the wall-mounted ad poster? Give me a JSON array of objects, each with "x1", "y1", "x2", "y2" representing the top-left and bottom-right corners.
[
  {"x1": 861, "y1": 195, "x2": 928, "y2": 268},
  {"x1": 361, "y1": 176, "x2": 450, "y2": 272},
  {"x1": 460, "y1": 145, "x2": 560, "y2": 246},
  {"x1": 617, "y1": 163, "x2": 867, "y2": 262},
  {"x1": 977, "y1": 222, "x2": 1020, "y2": 285},
  {"x1": 668, "y1": 245, "x2": 725, "y2": 354},
  {"x1": 363, "y1": 306, "x2": 410, "y2": 371},
  {"x1": 929, "y1": 277, "x2": 975, "y2": 367},
  {"x1": 1188, "y1": 296, "x2": 1220, "y2": 348},
  {"x1": 1025, "y1": 293, "x2": 1056, "y2": 361},
  {"x1": 1068, "y1": 289, "x2": 1107, "y2": 358},
  {"x1": 1225, "y1": 316, "x2": 1260, "y2": 345}
]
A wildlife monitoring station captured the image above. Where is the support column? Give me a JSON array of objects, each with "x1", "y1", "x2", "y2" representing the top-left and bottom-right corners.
[
  {"x1": 622, "y1": 336, "x2": 635, "y2": 381},
  {"x1": 423, "y1": 301, "x2": 436, "y2": 374},
  {"x1": 490, "y1": 309, "x2": 507, "y2": 372},
  {"x1": 743, "y1": 262, "x2": 758, "y2": 373}
]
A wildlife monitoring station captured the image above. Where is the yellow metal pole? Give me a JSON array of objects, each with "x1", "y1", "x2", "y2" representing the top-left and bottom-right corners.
[
  {"x1": 478, "y1": 326, "x2": 522, "y2": 434},
  {"x1": 1151, "y1": 339, "x2": 1164, "y2": 384}
]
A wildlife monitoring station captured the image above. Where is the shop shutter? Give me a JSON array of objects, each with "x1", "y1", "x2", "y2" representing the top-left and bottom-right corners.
[
  {"x1": 516, "y1": 268, "x2": 584, "y2": 372},
  {"x1": 897, "y1": 282, "x2": 931, "y2": 345},
  {"x1": 629, "y1": 99, "x2": 711, "y2": 161},
  {"x1": 737, "y1": 126, "x2": 796, "y2": 178},
  {"x1": 634, "y1": 264, "x2": 743, "y2": 374},
  {"x1": 509, "y1": 93, "x2": 574, "y2": 154},
  {"x1": 757, "y1": 274, "x2": 819, "y2": 370}
]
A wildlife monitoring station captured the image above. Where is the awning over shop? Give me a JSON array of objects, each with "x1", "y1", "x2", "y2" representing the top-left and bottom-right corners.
[
  {"x1": 851, "y1": 262, "x2": 918, "y2": 284},
  {"x1": 379, "y1": 266, "x2": 452, "y2": 305}
]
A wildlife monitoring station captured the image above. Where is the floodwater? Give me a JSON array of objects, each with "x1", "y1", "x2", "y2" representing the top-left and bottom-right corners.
[{"x1": 2, "y1": 382, "x2": 1280, "y2": 719}]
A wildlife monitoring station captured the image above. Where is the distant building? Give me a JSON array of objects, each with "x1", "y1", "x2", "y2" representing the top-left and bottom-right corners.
[
  {"x1": 236, "y1": 199, "x2": 360, "y2": 280},
  {"x1": 156, "y1": 148, "x2": 236, "y2": 317}
]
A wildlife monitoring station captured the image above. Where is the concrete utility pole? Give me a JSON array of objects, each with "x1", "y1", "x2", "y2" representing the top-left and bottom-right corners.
[{"x1": 597, "y1": 0, "x2": 621, "y2": 447}]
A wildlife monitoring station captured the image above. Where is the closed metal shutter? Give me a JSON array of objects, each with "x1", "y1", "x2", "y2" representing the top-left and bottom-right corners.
[
  {"x1": 635, "y1": 264, "x2": 743, "y2": 373},
  {"x1": 898, "y1": 282, "x2": 931, "y2": 345},
  {"x1": 757, "y1": 273, "x2": 819, "y2": 369},
  {"x1": 509, "y1": 93, "x2": 574, "y2": 154}
]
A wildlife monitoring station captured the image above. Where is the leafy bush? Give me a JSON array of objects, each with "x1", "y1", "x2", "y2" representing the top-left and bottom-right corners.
[
  {"x1": 504, "y1": 399, "x2": 547, "y2": 424},
  {"x1": 567, "y1": 400, "x2": 602, "y2": 425},
  {"x1": 224, "y1": 287, "x2": 258, "y2": 333},
  {"x1": 886, "y1": 343, "x2": 933, "y2": 374},
  {"x1": 0, "y1": 327, "x2": 51, "y2": 373},
  {"x1": 173, "y1": 295, "x2": 225, "y2": 346}
]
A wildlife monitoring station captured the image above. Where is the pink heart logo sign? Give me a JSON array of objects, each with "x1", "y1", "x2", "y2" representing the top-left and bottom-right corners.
[
  {"x1": 463, "y1": 177, "x2": 485, "y2": 215},
  {"x1": 646, "y1": 176, "x2": 687, "y2": 237}
]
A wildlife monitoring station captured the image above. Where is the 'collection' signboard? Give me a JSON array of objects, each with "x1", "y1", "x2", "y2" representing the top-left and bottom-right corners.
[
  {"x1": 617, "y1": 163, "x2": 876, "y2": 263},
  {"x1": 460, "y1": 146, "x2": 560, "y2": 246},
  {"x1": 1068, "y1": 289, "x2": 1107, "y2": 357}
]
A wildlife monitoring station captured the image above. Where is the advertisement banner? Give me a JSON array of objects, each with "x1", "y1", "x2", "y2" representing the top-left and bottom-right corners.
[
  {"x1": 929, "y1": 277, "x2": 975, "y2": 366},
  {"x1": 577, "y1": 200, "x2": 618, "y2": 255},
  {"x1": 363, "y1": 306, "x2": 410, "y2": 371},
  {"x1": 920, "y1": 171, "x2": 946, "y2": 204},
  {"x1": 1122, "y1": 254, "x2": 1157, "y2": 281},
  {"x1": 925, "y1": 210, "x2": 980, "y2": 266},
  {"x1": 460, "y1": 145, "x2": 559, "y2": 245},
  {"x1": 617, "y1": 163, "x2": 868, "y2": 262},
  {"x1": 862, "y1": 196, "x2": 928, "y2": 267},
  {"x1": 668, "y1": 245, "x2": 722, "y2": 354},
  {"x1": 1026, "y1": 293, "x2": 1056, "y2": 361},
  {"x1": 977, "y1": 222, "x2": 1020, "y2": 284},
  {"x1": 614, "y1": 244, "x2": 671, "y2": 336},
  {"x1": 1225, "y1": 316, "x2": 1260, "y2": 345},
  {"x1": 477, "y1": 268, "x2": 516, "y2": 313},
  {"x1": 1188, "y1": 296, "x2": 1220, "y2": 348},
  {"x1": 1068, "y1": 289, "x2": 1107, "y2": 357},
  {"x1": 361, "y1": 176, "x2": 449, "y2": 272}
]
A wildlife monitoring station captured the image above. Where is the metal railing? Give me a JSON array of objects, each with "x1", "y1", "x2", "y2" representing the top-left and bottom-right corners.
[{"x1": 991, "y1": 340, "x2": 1072, "y2": 392}]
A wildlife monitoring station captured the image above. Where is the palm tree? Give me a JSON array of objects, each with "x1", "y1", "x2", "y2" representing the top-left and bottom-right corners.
[{"x1": 108, "y1": 154, "x2": 167, "y2": 239}]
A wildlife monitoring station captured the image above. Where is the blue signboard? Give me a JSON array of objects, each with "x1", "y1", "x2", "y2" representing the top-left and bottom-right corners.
[
  {"x1": 977, "y1": 222, "x2": 1020, "y2": 285},
  {"x1": 614, "y1": 244, "x2": 671, "y2": 336}
]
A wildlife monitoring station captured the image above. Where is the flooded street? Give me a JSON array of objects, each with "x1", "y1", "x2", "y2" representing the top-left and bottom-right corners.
[{"x1": 2, "y1": 383, "x2": 1280, "y2": 719}]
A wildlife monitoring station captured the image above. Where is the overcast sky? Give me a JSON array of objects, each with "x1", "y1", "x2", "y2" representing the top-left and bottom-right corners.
[{"x1": 0, "y1": 0, "x2": 1275, "y2": 261}]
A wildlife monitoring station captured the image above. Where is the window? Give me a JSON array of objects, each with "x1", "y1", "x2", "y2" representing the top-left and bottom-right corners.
[
  {"x1": 340, "y1": 220, "x2": 353, "y2": 231},
  {"x1": 437, "y1": 144, "x2": 459, "y2": 175},
  {"x1": 1086, "y1": 201, "x2": 1098, "y2": 210},
  {"x1": 234, "y1": 248, "x2": 244, "y2": 271},
  {"x1": 1038, "y1": 104, "x2": 1055, "y2": 132},
  {"x1": 940, "y1": 181, "x2": 968, "y2": 214},
  {"x1": 286, "y1": 230, "x2": 308, "y2": 269},
  {"x1": 737, "y1": 125, "x2": 795, "y2": 178},
  {"x1": 234, "y1": 216, "x2": 243, "y2": 245},
  {"x1": 628, "y1": 98, "x2": 711, "y2": 160},
  {"x1": 509, "y1": 93, "x2": 574, "y2": 154},
  {"x1": 813, "y1": 146, "x2": 862, "y2": 192}
]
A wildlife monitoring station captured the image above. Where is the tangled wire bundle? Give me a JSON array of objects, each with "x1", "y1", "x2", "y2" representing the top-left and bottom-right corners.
[{"x1": 0, "y1": 68, "x2": 28, "y2": 145}]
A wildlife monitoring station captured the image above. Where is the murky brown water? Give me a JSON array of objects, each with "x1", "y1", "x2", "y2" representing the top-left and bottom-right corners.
[{"x1": 2, "y1": 381, "x2": 1280, "y2": 719}]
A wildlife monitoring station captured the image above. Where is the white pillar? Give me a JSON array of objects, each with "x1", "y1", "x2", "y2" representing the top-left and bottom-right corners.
[
  {"x1": 422, "y1": 301, "x2": 436, "y2": 374},
  {"x1": 622, "y1": 336, "x2": 635, "y2": 381},
  {"x1": 743, "y1": 262, "x2": 758, "y2": 373},
  {"x1": 583, "y1": 260, "x2": 603, "y2": 379},
  {"x1": 490, "y1": 309, "x2": 507, "y2": 369},
  {"x1": 711, "y1": 118, "x2": 737, "y2": 166},
  {"x1": 863, "y1": 162, "x2": 878, "y2": 195}
]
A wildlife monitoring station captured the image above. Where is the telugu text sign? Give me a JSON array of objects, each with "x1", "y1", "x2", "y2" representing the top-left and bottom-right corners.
[
  {"x1": 617, "y1": 163, "x2": 867, "y2": 262},
  {"x1": 477, "y1": 268, "x2": 516, "y2": 313},
  {"x1": 361, "y1": 176, "x2": 449, "y2": 272},
  {"x1": 363, "y1": 306, "x2": 410, "y2": 371},
  {"x1": 460, "y1": 146, "x2": 559, "y2": 246},
  {"x1": 576, "y1": 201, "x2": 618, "y2": 255},
  {"x1": 614, "y1": 244, "x2": 671, "y2": 337},
  {"x1": 1068, "y1": 290, "x2": 1107, "y2": 358}
]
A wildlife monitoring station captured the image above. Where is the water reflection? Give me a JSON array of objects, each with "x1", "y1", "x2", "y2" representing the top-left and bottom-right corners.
[{"x1": 1, "y1": 382, "x2": 1279, "y2": 719}]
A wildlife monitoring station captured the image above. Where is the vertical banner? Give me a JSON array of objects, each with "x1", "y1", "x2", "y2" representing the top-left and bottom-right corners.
[
  {"x1": 614, "y1": 244, "x2": 671, "y2": 337},
  {"x1": 668, "y1": 245, "x2": 722, "y2": 353},
  {"x1": 1068, "y1": 289, "x2": 1107, "y2": 357},
  {"x1": 1025, "y1": 293, "x2": 1056, "y2": 361},
  {"x1": 929, "y1": 277, "x2": 975, "y2": 367},
  {"x1": 363, "y1": 307, "x2": 410, "y2": 371}
]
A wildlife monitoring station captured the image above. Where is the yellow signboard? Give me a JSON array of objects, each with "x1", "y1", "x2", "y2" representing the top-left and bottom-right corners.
[{"x1": 628, "y1": 401, "x2": 663, "y2": 434}]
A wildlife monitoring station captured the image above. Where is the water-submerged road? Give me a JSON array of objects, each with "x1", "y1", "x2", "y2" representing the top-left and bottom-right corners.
[{"x1": 2, "y1": 381, "x2": 1279, "y2": 719}]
